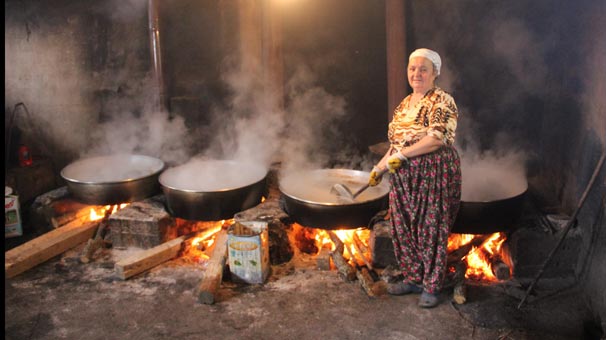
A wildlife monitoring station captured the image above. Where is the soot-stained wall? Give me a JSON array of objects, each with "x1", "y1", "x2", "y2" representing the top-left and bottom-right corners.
[{"x1": 5, "y1": 0, "x2": 152, "y2": 168}]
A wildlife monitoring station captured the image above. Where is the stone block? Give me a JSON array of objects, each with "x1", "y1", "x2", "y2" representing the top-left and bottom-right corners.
[
  {"x1": 369, "y1": 220, "x2": 397, "y2": 268},
  {"x1": 108, "y1": 197, "x2": 174, "y2": 249}
]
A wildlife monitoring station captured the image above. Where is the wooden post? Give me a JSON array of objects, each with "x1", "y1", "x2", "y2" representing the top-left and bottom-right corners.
[
  {"x1": 114, "y1": 236, "x2": 186, "y2": 280},
  {"x1": 385, "y1": 0, "x2": 408, "y2": 120},
  {"x1": 5, "y1": 220, "x2": 99, "y2": 278},
  {"x1": 197, "y1": 229, "x2": 229, "y2": 305}
]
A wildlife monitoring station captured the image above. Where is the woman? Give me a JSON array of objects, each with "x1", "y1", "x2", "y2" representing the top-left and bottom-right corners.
[{"x1": 369, "y1": 48, "x2": 461, "y2": 308}]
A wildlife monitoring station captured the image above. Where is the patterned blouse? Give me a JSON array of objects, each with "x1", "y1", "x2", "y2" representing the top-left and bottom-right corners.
[{"x1": 388, "y1": 87, "x2": 458, "y2": 150}]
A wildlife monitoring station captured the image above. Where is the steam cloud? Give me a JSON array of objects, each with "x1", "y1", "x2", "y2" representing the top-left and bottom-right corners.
[
  {"x1": 83, "y1": 75, "x2": 191, "y2": 165},
  {"x1": 6, "y1": 1, "x2": 603, "y2": 194}
]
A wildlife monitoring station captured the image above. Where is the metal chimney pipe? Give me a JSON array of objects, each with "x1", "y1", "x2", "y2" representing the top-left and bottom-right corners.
[{"x1": 148, "y1": 0, "x2": 168, "y2": 112}]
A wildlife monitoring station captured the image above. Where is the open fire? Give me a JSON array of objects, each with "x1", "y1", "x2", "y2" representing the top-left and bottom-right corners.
[
  {"x1": 448, "y1": 232, "x2": 512, "y2": 282},
  {"x1": 88, "y1": 204, "x2": 129, "y2": 221},
  {"x1": 180, "y1": 219, "x2": 231, "y2": 263},
  {"x1": 291, "y1": 222, "x2": 512, "y2": 284},
  {"x1": 53, "y1": 196, "x2": 514, "y2": 286},
  {"x1": 291, "y1": 223, "x2": 372, "y2": 268}
]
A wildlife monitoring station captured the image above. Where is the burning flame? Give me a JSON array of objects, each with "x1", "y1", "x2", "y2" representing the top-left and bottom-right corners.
[
  {"x1": 448, "y1": 232, "x2": 510, "y2": 282},
  {"x1": 182, "y1": 219, "x2": 232, "y2": 263},
  {"x1": 299, "y1": 225, "x2": 371, "y2": 266},
  {"x1": 89, "y1": 203, "x2": 129, "y2": 221}
]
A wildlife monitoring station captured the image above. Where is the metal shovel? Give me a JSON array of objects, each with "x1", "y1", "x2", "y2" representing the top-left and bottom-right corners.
[{"x1": 330, "y1": 168, "x2": 387, "y2": 203}]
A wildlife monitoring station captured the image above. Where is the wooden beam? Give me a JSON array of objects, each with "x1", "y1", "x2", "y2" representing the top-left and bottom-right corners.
[
  {"x1": 5, "y1": 220, "x2": 99, "y2": 278},
  {"x1": 197, "y1": 229, "x2": 229, "y2": 305},
  {"x1": 114, "y1": 236, "x2": 186, "y2": 280}
]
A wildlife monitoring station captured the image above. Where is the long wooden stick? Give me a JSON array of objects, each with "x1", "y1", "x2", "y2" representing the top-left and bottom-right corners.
[
  {"x1": 518, "y1": 152, "x2": 606, "y2": 309},
  {"x1": 197, "y1": 229, "x2": 229, "y2": 305}
]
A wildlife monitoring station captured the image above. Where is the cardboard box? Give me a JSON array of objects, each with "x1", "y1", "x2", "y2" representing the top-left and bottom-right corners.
[
  {"x1": 5, "y1": 187, "x2": 23, "y2": 238},
  {"x1": 227, "y1": 221, "x2": 270, "y2": 284}
]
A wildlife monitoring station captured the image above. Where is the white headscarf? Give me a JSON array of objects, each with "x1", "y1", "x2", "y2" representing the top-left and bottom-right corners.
[{"x1": 409, "y1": 48, "x2": 442, "y2": 76}]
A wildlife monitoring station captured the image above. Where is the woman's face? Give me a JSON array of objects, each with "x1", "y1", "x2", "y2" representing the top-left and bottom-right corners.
[{"x1": 407, "y1": 56, "x2": 437, "y2": 94}]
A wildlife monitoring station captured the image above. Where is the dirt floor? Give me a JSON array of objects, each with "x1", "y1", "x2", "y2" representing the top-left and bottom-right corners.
[{"x1": 4, "y1": 238, "x2": 593, "y2": 340}]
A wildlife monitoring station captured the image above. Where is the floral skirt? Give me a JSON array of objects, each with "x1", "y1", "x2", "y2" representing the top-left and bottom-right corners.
[{"x1": 388, "y1": 146, "x2": 461, "y2": 293}]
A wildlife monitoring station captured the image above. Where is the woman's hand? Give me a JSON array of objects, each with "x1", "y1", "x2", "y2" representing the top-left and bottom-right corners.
[
  {"x1": 368, "y1": 166, "x2": 386, "y2": 186},
  {"x1": 387, "y1": 153, "x2": 409, "y2": 173}
]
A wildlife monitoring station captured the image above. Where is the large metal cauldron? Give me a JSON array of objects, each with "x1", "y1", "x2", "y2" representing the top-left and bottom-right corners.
[
  {"x1": 279, "y1": 169, "x2": 390, "y2": 229},
  {"x1": 159, "y1": 159, "x2": 268, "y2": 221},
  {"x1": 60, "y1": 154, "x2": 165, "y2": 205},
  {"x1": 453, "y1": 183, "x2": 528, "y2": 234}
]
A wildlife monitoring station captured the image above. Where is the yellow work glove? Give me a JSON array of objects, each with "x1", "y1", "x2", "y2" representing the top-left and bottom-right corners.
[
  {"x1": 387, "y1": 153, "x2": 409, "y2": 173},
  {"x1": 368, "y1": 166, "x2": 385, "y2": 187}
]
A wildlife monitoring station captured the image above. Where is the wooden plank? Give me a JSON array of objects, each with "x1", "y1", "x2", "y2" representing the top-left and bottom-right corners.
[
  {"x1": 197, "y1": 229, "x2": 229, "y2": 305},
  {"x1": 5, "y1": 220, "x2": 99, "y2": 278},
  {"x1": 114, "y1": 236, "x2": 186, "y2": 280}
]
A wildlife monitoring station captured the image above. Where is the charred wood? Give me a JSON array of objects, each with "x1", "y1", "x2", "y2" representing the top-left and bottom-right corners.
[
  {"x1": 316, "y1": 245, "x2": 332, "y2": 271},
  {"x1": 51, "y1": 207, "x2": 91, "y2": 229},
  {"x1": 351, "y1": 232, "x2": 373, "y2": 270},
  {"x1": 356, "y1": 266, "x2": 382, "y2": 297},
  {"x1": 447, "y1": 234, "x2": 491, "y2": 264},
  {"x1": 326, "y1": 231, "x2": 356, "y2": 282},
  {"x1": 492, "y1": 260, "x2": 511, "y2": 281},
  {"x1": 453, "y1": 283, "x2": 467, "y2": 305},
  {"x1": 80, "y1": 221, "x2": 109, "y2": 263},
  {"x1": 444, "y1": 261, "x2": 467, "y2": 289},
  {"x1": 451, "y1": 261, "x2": 468, "y2": 304}
]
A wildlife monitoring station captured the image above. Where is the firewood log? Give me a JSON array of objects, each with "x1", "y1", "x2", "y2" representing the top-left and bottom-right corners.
[
  {"x1": 197, "y1": 229, "x2": 229, "y2": 304},
  {"x1": 51, "y1": 207, "x2": 91, "y2": 229},
  {"x1": 452, "y1": 261, "x2": 468, "y2": 304},
  {"x1": 326, "y1": 231, "x2": 356, "y2": 282},
  {"x1": 453, "y1": 283, "x2": 467, "y2": 305},
  {"x1": 491, "y1": 260, "x2": 511, "y2": 281},
  {"x1": 80, "y1": 221, "x2": 109, "y2": 263},
  {"x1": 351, "y1": 233, "x2": 373, "y2": 270},
  {"x1": 316, "y1": 245, "x2": 332, "y2": 271},
  {"x1": 356, "y1": 266, "x2": 382, "y2": 297},
  {"x1": 447, "y1": 234, "x2": 491, "y2": 264}
]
